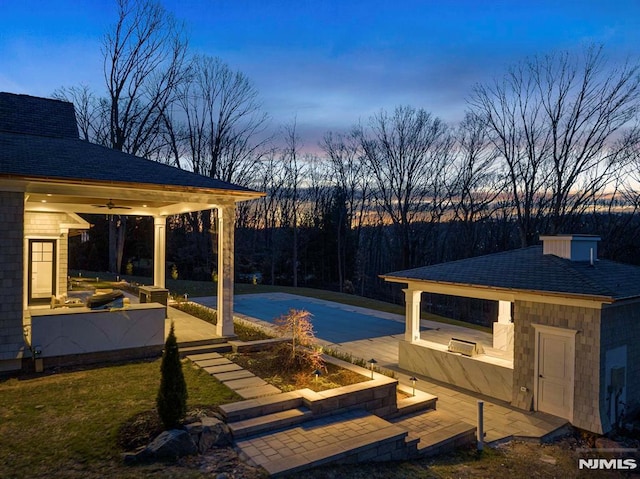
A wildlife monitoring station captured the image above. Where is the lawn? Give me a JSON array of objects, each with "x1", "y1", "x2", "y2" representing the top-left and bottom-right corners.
[{"x1": 0, "y1": 360, "x2": 241, "y2": 479}]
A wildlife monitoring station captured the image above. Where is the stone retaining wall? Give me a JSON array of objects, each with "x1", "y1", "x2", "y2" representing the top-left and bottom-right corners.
[{"x1": 299, "y1": 375, "x2": 399, "y2": 418}]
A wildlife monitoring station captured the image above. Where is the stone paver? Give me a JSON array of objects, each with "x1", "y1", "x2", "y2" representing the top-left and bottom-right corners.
[
  {"x1": 192, "y1": 357, "x2": 231, "y2": 367},
  {"x1": 186, "y1": 351, "x2": 224, "y2": 361},
  {"x1": 213, "y1": 369, "x2": 255, "y2": 382},
  {"x1": 236, "y1": 384, "x2": 282, "y2": 399},
  {"x1": 235, "y1": 409, "x2": 406, "y2": 474},
  {"x1": 203, "y1": 363, "x2": 242, "y2": 374},
  {"x1": 224, "y1": 376, "x2": 268, "y2": 390}
]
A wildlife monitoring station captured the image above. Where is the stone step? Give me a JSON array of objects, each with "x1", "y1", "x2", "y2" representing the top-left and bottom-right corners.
[
  {"x1": 417, "y1": 421, "x2": 476, "y2": 457},
  {"x1": 177, "y1": 337, "x2": 228, "y2": 348},
  {"x1": 180, "y1": 342, "x2": 232, "y2": 356},
  {"x1": 390, "y1": 409, "x2": 476, "y2": 458},
  {"x1": 219, "y1": 390, "x2": 305, "y2": 422},
  {"x1": 228, "y1": 407, "x2": 313, "y2": 439},
  {"x1": 192, "y1": 357, "x2": 231, "y2": 368},
  {"x1": 186, "y1": 352, "x2": 223, "y2": 361},
  {"x1": 213, "y1": 369, "x2": 255, "y2": 382},
  {"x1": 386, "y1": 386, "x2": 438, "y2": 419},
  {"x1": 223, "y1": 376, "x2": 268, "y2": 390},
  {"x1": 236, "y1": 383, "x2": 282, "y2": 399},
  {"x1": 235, "y1": 410, "x2": 413, "y2": 478},
  {"x1": 203, "y1": 363, "x2": 243, "y2": 374}
]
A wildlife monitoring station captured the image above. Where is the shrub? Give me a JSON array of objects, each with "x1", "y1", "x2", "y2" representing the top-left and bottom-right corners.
[
  {"x1": 274, "y1": 309, "x2": 325, "y2": 373},
  {"x1": 171, "y1": 264, "x2": 178, "y2": 280},
  {"x1": 173, "y1": 301, "x2": 217, "y2": 325},
  {"x1": 156, "y1": 322, "x2": 187, "y2": 430}
]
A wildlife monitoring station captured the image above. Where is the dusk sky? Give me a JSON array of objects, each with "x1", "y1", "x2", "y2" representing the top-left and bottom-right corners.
[{"x1": 1, "y1": 0, "x2": 639, "y2": 148}]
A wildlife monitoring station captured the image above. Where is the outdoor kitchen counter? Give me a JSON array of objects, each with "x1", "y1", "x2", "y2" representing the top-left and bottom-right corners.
[
  {"x1": 29, "y1": 302, "x2": 163, "y2": 317},
  {"x1": 28, "y1": 303, "x2": 166, "y2": 358}
]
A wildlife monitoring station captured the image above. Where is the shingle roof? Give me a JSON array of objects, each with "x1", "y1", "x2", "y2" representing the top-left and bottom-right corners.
[
  {"x1": 383, "y1": 246, "x2": 640, "y2": 301},
  {"x1": 0, "y1": 92, "x2": 78, "y2": 138},
  {"x1": 0, "y1": 92, "x2": 259, "y2": 194}
]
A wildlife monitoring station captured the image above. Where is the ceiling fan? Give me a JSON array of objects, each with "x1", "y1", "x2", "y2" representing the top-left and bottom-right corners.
[{"x1": 91, "y1": 199, "x2": 132, "y2": 210}]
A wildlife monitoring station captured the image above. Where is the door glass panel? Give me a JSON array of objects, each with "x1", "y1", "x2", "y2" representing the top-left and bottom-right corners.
[{"x1": 29, "y1": 240, "x2": 56, "y2": 303}]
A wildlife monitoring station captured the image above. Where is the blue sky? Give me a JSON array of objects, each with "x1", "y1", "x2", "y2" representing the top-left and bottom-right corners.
[{"x1": 1, "y1": 0, "x2": 639, "y2": 146}]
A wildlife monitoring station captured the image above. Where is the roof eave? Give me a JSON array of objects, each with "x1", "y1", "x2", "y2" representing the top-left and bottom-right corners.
[
  {"x1": 0, "y1": 173, "x2": 266, "y2": 201},
  {"x1": 380, "y1": 274, "x2": 615, "y2": 305}
]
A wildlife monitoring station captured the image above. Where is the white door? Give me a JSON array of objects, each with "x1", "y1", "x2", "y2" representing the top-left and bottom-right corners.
[
  {"x1": 29, "y1": 240, "x2": 56, "y2": 303},
  {"x1": 535, "y1": 327, "x2": 575, "y2": 420}
]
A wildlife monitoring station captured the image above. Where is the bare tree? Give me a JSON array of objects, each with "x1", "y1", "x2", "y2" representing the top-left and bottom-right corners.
[
  {"x1": 321, "y1": 129, "x2": 370, "y2": 291},
  {"x1": 357, "y1": 106, "x2": 451, "y2": 269},
  {"x1": 52, "y1": 85, "x2": 108, "y2": 143},
  {"x1": 470, "y1": 63, "x2": 553, "y2": 247},
  {"x1": 471, "y1": 45, "x2": 640, "y2": 245},
  {"x1": 104, "y1": 0, "x2": 187, "y2": 156},
  {"x1": 165, "y1": 55, "x2": 269, "y2": 185},
  {"x1": 446, "y1": 112, "x2": 504, "y2": 257},
  {"x1": 254, "y1": 150, "x2": 288, "y2": 285},
  {"x1": 281, "y1": 121, "x2": 305, "y2": 287},
  {"x1": 102, "y1": 0, "x2": 187, "y2": 273}
]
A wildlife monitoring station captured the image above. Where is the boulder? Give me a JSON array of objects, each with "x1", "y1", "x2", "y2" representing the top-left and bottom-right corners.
[
  {"x1": 187, "y1": 416, "x2": 232, "y2": 453},
  {"x1": 144, "y1": 429, "x2": 197, "y2": 459},
  {"x1": 201, "y1": 416, "x2": 232, "y2": 449}
]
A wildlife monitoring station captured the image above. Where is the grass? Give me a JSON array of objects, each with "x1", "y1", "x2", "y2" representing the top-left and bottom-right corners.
[
  {"x1": 70, "y1": 271, "x2": 491, "y2": 333},
  {"x1": 0, "y1": 359, "x2": 241, "y2": 479},
  {"x1": 297, "y1": 440, "x2": 625, "y2": 479}
]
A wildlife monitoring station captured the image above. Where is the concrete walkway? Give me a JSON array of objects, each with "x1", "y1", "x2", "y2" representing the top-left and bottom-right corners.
[{"x1": 195, "y1": 293, "x2": 567, "y2": 444}]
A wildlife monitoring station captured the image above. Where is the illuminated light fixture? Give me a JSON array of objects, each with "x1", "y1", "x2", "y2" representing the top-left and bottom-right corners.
[
  {"x1": 142, "y1": 204, "x2": 148, "y2": 208},
  {"x1": 46, "y1": 194, "x2": 52, "y2": 196},
  {"x1": 368, "y1": 358, "x2": 377, "y2": 379},
  {"x1": 41, "y1": 199, "x2": 47, "y2": 203},
  {"x1": 409, "y1": 376, "x2": 418, "y2": 396}
]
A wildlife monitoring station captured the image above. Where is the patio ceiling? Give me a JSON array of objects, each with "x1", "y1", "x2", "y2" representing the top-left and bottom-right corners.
[{"x1": 14, "y1": 177, "x2": 263, "y2": 217}]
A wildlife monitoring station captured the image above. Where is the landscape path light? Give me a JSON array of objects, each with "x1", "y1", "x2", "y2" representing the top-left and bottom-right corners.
[
  {"x1": 368, "y1": 358, "x2": 377, "y2": 379},
  {"x1": 312, "y1": 369, "x2": 322, "y2": 384},
  {"x1": 409, "y1": 376, "x2": 418, "y2": 396}
]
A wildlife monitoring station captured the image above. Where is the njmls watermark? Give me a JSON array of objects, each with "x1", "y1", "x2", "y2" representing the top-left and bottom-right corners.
[{"x1": 577, "y1": 448, "x2": 638, "y2": 471}]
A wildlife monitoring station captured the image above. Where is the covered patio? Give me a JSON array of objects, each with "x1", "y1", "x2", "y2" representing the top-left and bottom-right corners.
[
  {"x1": 0, "y1": 92, "x2": 263, "y2": 372},
  {"x1": 382, "y1": 235, "x2": 640, "y2": 434}
]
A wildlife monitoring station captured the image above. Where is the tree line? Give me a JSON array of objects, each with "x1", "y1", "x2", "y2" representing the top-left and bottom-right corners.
[{"x1": 64, "y1": 1, "x2": 640, "y2": 306}]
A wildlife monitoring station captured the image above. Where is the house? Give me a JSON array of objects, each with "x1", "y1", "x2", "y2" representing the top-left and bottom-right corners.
[
  {"x1": 0, "y1": 92, "x2": 263, "y2": 373},
  {"x1": 382, "y1": 235, "x2": 640, "y2": 434}
]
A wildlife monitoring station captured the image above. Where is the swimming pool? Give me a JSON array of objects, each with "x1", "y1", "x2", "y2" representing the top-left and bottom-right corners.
[{"x1": 231, "y1": 294, "x2": 405, "y2": 344}]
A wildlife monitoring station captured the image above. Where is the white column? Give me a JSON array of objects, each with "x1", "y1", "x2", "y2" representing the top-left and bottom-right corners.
[
  {"x1": 403, "y1": 288, "x2": 422, "y2": 343},
  {"x1": 493, "y1": 300, "x2": 514, "y2": 351},
  {"x1": 216, "y1": 205, "x2": 235, "y2": 337},
  {"x1": 153, "y1": 216, "x2": 166, "y2": 288},
  {"x1": 498, "y1": 300, "x2": 512, "y2": 324}
]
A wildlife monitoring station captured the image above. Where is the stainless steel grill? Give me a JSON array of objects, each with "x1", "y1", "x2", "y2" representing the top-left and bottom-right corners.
[{"x1": 447, "y1": 338, "x2": 484, "y2": 357}]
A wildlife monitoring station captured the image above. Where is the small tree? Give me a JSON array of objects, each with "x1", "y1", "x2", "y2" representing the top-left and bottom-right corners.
[
  {"x1": 274, "y1": 309, "x2": 324, "y2": 371},
  {"x1": 157, "y1": 322, "x2": 187, "y2": 430}
]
